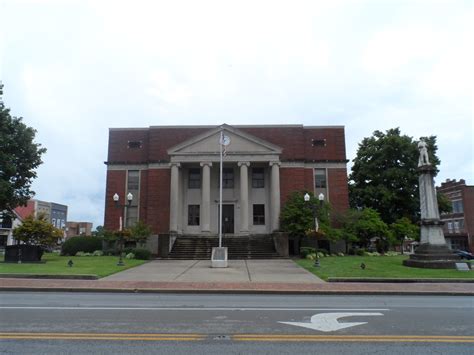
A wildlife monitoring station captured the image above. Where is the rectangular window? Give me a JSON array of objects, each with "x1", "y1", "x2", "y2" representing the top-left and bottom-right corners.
[
  {"x1": 126, "y1": 170, "x2": 140, "y2": 227},
  {"x1": 252, "y1": 168, "x2": 265, "y2": 188},
  {"x1": 127, "y1": 170, "x2": 140, "y2": 191},
  {"x1": 312, "y1": 139, "x2": 326, "y2": 147},
  {"x1": 447, "y1": 222, "x2": 453, "y2": 233},
  {"x1": 188, "y1": 205, "x2": 200, "y2": 226},
  {"x1": 188, "y1": 168, "x2": 201, "y2": 189},
  {"x1": 223, "y1": 168, "x2": 234, "y2": 188},
  {"x1": 314, "y1": 169, "x2": 327, "y2": 188},
  {"x1": 126, "y1": 206, "x2": 138, "y2": 228},
  {"x1": 253, "y1": 204, "x2": 265, "y2": 225},
  {"x1": 454, "y1": 221, "x2": 460, "y2": 233},
  {"x1": 452, "y1": 200, "x2": 464, "y2": 213},
  {"x1": 127, "y1": 141, "x2": 142, "y2": 149}
]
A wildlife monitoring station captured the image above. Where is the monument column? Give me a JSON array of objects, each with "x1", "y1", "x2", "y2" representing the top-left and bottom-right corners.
[
  {"x1": 403, "y1": 139, "x2": 460, "y2": 269},
  {"x1": 200, "y1": 162, "x2": 212, "y2": 233},
  {"x1": 270, "y1": 161, "x2": 281, "y2": 232},
  {"x1": 238, "y1": 162, "x2": 250, "y2": 234},
  {"x1": 169, "y1": 163, "x2": 180, "y2": 233}
]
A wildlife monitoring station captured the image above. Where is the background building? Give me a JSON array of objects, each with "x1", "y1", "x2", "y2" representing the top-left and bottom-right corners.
[
  {"x1": 1, "y1": 199, "x2": 69, "y2": 246},
  {"x1": 104, "y1": 124, "x2": 349, "y2": 240},
  {"x1": 0, "y1": 211, "x2": 22, "y2": 249},
  {"x1": 66, "y1": 222, "x2": 93, "y2": 238},
  {"x1": 437, "y1": 179, "x2": 473, "y2": 253}
]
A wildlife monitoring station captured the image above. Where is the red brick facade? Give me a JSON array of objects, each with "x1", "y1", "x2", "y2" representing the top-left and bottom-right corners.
[
  {"x1": 104, "y1": 170, "x2": 126, "y2": 231},
  {"x1": 437, "y1": 179, "x2": 474, "y2": 253},
  {"x1": 104, "y1": 125, "x2": 349, "y2": 234},
  {"x1": 145, "y1": 169, "x2": 170, "y2": 233}
]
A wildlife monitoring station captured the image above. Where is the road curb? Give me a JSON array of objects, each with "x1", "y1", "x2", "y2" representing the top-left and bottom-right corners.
[
  {"x1": 1, "y1": 286, "x2": 473, "y2": 296},
  {"x1": 328, "y1": 277, "x2": 474, "y2": 283},
  {"x1": 0, "y1": 274, "x2": 99, "y2": 280}
]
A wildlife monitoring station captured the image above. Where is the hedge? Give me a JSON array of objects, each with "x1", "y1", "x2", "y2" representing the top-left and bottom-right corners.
[{"x1": 61, "y1": 236, "x2": 103, "y2": 256}]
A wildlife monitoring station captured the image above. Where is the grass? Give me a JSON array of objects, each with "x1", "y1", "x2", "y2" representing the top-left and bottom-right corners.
[
  {"x1": 0, "y1": 253, "x2": 147, "y2": 278},
  {"x1": 295, "y1": 255, "x2": 474, "y2": 281}
]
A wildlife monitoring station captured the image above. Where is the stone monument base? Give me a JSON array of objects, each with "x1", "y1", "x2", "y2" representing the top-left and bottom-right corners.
[
  {"x1": 403, "y1": 243, "x2": 460, "y2": 269},
  {"x1": 211, "y1": 247, "x2": 228, "y2": 268}
]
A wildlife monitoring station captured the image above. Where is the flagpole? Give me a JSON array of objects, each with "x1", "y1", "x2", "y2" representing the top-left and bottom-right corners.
[{"x1": 219, "y1": 130, "x2": 223, "y2": 248}]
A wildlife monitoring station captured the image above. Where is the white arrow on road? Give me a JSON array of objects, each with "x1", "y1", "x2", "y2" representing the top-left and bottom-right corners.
[{"x1": 279, "y1": 312, "x2": 384, "y2": 332}]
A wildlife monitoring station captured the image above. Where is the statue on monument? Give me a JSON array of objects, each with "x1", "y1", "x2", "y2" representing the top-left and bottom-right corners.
[
  {"x1": 418, "y1": 139, "x2": 430, "y2": 167},
  {"x1": 403, "y1": 136, "x2": 464, "y2": 269}
]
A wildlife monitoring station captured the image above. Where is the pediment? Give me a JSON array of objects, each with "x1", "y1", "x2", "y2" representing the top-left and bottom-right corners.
[{"x1": 168, "y1": 124, "x2": 282, "y2": 157}]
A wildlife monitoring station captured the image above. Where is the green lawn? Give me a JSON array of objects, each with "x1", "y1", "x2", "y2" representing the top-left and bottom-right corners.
[
  {"x1": 295, "y1": 255, "x2": 474, "y2": 281},
  {"x1": 0, "y1": 253, "x2": 147, "y2": 278}
]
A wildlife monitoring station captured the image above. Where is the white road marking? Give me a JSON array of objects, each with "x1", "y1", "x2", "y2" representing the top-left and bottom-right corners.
[
  {"x1": 0, "y1": 307, "x2": 389, "y2": 311},
  {"x1": 279, "y1": 312, "x2": 384, "y2": 332}
]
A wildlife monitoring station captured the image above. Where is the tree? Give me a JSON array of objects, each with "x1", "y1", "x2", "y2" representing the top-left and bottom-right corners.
[
  {"x1": 340, "y1": 208, "x2": 391, "y2": 251},
  {"x1": 102, "y1": 221, "x2": 152, "y2": 252},
  {"x1": 437, "y1": 192, "x2": 452, "y2": 215},
  {"x1": 335, "y1": 209, "x2": 364, "y2": 253},
  {"x1": 129, "y1": 220, "x2": 152, "y2": 244},
  {"x1": 0, "y1": 84, "x2": 46, "y2": 216},
  {"x1": 280, "y1": 191, "x2": 331, "y2": 238},
  {"x1": 349, "y1": 128, "x2": 440, "y2": 224},
  {"x1": 13, "y1": 214, "x2": 63, "y2": 248},
  {"x1": 390, "y1": 217, "x2": 419, "y2": 254}
]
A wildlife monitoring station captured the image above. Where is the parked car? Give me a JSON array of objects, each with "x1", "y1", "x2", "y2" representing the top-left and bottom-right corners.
[{"x1": 455, "y1": 250, "x2": 474, "y2": 260}]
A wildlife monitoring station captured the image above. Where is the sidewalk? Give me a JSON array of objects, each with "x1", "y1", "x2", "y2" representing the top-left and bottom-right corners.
[
  {"x1": 1, "y1": 278, "x2": 473, "y2": 295},
  {"x1": 1, "y1": 259, "x2": 473, "y2": 295}
]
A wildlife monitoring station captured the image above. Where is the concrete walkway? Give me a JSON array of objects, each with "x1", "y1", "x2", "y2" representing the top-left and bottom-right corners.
[{"x1": 102, "y1": 259, "x2": 324, "y2": 283}]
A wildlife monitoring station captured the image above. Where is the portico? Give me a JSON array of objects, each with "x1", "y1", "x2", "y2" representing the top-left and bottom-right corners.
[{"x1": 167, "y1": 125, "x2": 282, "y2": 236}]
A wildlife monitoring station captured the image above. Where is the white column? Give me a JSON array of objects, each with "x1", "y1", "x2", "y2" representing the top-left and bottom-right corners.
[
  {"x1": 200, "y1": 162, "x2": 212, "y2": 233},
  {"x1": 238, "y1": 162, "x2": 250, "y2": 234},
  {"x1": 169, "y1": 163, "x2": 180, "y2": 233},
  {"x1": 270, "y1": 161, "x2": 281, "y2": 232}
]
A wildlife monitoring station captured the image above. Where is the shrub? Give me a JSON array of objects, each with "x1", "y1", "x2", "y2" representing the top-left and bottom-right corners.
[
  {"x1": 348, "y1": 248, "x2": 356, "y2": 255},
  {"x1": 102, "y1": 248, "x2": 116, "y2": 256},
  {"x1": 61, "y1": 236, "x2": 103, "y2": 256},
  {"x1": 125, "y1": 252, "x2": 135, "y2": 259},
  {"x1": 93, "y1": 250, "x2": 104, "y2": 256},
  {"x1": 356, "y1": 249, "x2": 366, "y2": 256},
  {"x1": 300, "y1": 247, "x2": 316, "y2": 258},
  {"x1": 75, "y1": 251, "x2": 92, "y2": 257},
  {"x1": 122, "y1": 247, "x2": 135, "y2": 255},
  {"x1": 316, "y1": 248, "x2": 329, "y2": 256},
  {"x1": 132, "y1": 248, "x2": 152, "y2": 260},
  {"x1": 337, "y1": 252, "x2": 345, "y2": 257},
  {"x1": 366, "y1": 251, "x2": 381, "y2": 256}
]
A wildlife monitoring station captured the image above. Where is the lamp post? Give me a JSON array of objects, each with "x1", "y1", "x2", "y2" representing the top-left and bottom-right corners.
[
  {"x1": 113, "y1": 192, "x2": 133, "y2": 266},
  {"x1": 304, "y1": 192, "x2": 325, "y2": 267}
]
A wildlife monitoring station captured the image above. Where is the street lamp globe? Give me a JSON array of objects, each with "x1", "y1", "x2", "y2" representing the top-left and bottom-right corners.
[
  {"x1": 127, "y1": 192, "x2": 133, "y2": 205},
  {"x1": 318, "y1": 193, "x2": 325, "y2": 202},
  {"x1": 304, "y1": 193, "x2": 310, "y2": 202},
  {"x1": 113, "y1": 193, "x2": 119, "y2": 202}
]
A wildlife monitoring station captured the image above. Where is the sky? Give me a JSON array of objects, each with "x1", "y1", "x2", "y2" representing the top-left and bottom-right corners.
[{"x1": 1, "y1": 0, "x2": 473, "y2": 229}]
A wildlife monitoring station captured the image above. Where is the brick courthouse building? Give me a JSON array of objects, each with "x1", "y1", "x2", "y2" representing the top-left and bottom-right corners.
[{"x1": 104, "y1": 124, "x2": 349, "y2": 255}]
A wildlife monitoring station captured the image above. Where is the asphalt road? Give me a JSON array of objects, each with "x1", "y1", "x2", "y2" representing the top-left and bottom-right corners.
[{"x1": 0, "y1": 292, "x2": 473, "y2": 354}]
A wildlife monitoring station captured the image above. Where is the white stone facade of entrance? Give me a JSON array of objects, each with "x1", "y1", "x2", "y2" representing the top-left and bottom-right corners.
[{"x1": 168, "y1": 125, "x2": 281, "y2": 236}]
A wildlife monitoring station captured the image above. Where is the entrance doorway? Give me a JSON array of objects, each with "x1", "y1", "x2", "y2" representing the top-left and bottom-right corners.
[{"x1": 219, "y1": 204, "x2": 234, "y2": 234}]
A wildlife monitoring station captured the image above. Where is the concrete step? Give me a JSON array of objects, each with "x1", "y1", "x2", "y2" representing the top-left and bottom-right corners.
[{"x1": 168, "y1": 235, "x2": 281, "y2": 260}]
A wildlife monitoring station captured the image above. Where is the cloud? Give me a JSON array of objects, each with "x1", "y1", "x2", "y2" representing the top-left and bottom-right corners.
[{"x1": 1, "y1": 0, "x2": 473, "y2": 229}]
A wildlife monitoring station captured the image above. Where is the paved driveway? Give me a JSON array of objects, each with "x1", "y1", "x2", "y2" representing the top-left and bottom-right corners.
[{"x1": 102, "y1": 259, "x2": 324, "y2": 283}]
